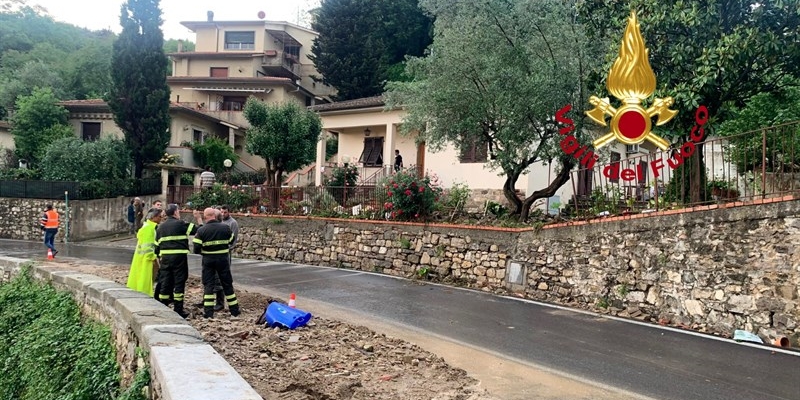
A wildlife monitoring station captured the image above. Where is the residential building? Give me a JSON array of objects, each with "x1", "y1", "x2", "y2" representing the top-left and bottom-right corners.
[
  {"x1": 310, "y1": 96, "x2": 736, "y2": 213},
  {"x1": 167, "y1": 12, "x2": 334, "y2": 132},
  {"x1": 58, "y1": 99, "x2": 248, "y2": 194}
]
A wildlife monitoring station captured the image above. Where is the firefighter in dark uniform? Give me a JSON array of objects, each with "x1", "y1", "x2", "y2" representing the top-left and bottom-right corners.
[
  {"x1": 193, "y1": 207, "x2": 241, "y2": 318},
  {"x1": 154, "y1": 204, "x2": 204, "y2": 318}
]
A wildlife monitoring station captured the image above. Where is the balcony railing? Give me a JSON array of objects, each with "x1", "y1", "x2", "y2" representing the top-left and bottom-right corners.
[{"x1": 261, "y1": 50, "x2": 300, "y2": 77}]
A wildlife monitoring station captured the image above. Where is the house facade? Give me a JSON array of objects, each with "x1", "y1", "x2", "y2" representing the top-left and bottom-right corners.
[
  {"x1": 167, "y1": 14, "x2": 334, "y2": 130},
  {"x1": 309, "y1": 96, "x2": 710, "y2": 213}
]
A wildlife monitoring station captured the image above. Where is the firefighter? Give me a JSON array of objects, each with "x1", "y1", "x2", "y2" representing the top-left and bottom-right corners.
[
  {"x1": 192, "y1": 207, "x2": 240, "y2": 319},
  {"x1": 154, "y1": 204, "x2": 204, "y2": 318}
]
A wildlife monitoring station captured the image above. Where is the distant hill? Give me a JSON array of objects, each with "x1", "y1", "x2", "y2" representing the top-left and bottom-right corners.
[{"x1": 0, "y1": 4, "x2": 193, "y2": 118}]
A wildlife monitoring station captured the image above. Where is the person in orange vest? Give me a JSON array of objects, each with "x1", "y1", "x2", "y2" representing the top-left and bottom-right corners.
[{"x1": 40, "y1": 204, "x2": 59, "y2": 257}]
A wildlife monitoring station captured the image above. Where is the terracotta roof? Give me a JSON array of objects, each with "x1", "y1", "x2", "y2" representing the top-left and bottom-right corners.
[
  {"x1": 167, "y1": 76, "x2": 293, "y2": 84},
  {"x1": 58, "y1": 99, "x2": 108, "y2": 106},
  {"x1": 308, "y1": 96, "x2": 385, "y2": 112},
  {"x1": 167, "y1": 51, "x2": 266, "y2": 58},
  {"x1": 57, "y1": 99, "x2": 240, "y2": 129}
]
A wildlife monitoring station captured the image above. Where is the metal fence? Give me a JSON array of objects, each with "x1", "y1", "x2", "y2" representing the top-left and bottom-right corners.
[
  {"x1": 0, "y1": 178, "x2": 161, "y2": 200},
  {"x1": 569, "y1": 121, "x2": 800, "y2": 215},
  {"x1": 168, "y1": 184, "x2": 387, "y2": 216}
]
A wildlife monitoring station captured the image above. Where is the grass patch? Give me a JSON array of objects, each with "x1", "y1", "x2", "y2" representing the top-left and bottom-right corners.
[{"x1": 0, "y1": 267, "x2": 146, "y2": 400}]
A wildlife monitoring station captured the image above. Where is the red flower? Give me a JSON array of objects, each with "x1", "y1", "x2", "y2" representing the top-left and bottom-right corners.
[
  {"x1": 418, "y1": 187, "x2": 425, "y2": 193},
  {"x1": 388, "y1": 191, "x2": 393, "y2": 196},
  {"x1": 384, "y1": 202, "x2": 393, "y2": 210},
  {"x1": 404, "y1": 189, "x2": 412, "y2": 196},
  {"x1": 415, "y1": 213, "x2": 419, "y2": 218}
]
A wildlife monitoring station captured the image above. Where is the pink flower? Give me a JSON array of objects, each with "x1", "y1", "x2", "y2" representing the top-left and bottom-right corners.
[
  {"x1": 419, "y1": 187, "x2": 424, "y2": 193},
  {"x1": 415, "y1": 213, "x2": 419, "y2": 218},
  {"x1": 393, "y1": 183, "x2": 398, "y2": 188}
]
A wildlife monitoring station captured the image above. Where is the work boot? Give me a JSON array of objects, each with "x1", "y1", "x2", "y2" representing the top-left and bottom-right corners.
[
  {"x1": 173, "y1": 301, "x2": 190, "y2": 319},
  {"x1": 203, "y1": 306, "x2": 214, "y2": 319},
  {"x1": 230, "y1": 304, "x2": 241, "y2": 317},
  {"x1": 214, "y1": 290, "x2": 225, "y2": 311}
]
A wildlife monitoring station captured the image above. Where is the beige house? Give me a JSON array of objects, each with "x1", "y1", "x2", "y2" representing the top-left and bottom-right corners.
[
  {"x1": 58, "y1": 99, "x2": 251, "y2": 193},
  {"x1": 310, "y1": 97, "x2": 534, "y2": 209},
  {"x1": 310, "y1": 96, "x2": 674, "y2": 213},
  {"x1": 167, "y1": 15, "x2": 334, "y2": 130}
]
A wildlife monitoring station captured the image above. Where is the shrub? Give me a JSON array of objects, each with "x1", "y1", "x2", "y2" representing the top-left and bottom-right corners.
[
  {"x1": 0, "y1": 267, "x2": 125, "y2": 399},
  {"x1": 191, "y1": 136, "x2": 238, "y2": 173},
  {"x1": 441, "y1": 182, "x2": 470, "y2": 216},
  {"x1": 325, "y1": 164, "x2": 358, "y2": 205},
  {"x1": 382, "y1": 168, "x2": 443, "y2": 220},
  {"x1": 40, "y1": 136, "x2": 131, "y2": 181},
  {"x1": 186, "y1": 183, "x2": 258, "y2": 212}
]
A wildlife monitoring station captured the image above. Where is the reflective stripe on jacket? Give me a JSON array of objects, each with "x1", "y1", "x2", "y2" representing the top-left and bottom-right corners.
[
  {"x1": 155, "y1": 216, "x2": 199, "y2": 256},
  {"x1": 193, "y1": 220, "x2": 233, "y2": 255}
]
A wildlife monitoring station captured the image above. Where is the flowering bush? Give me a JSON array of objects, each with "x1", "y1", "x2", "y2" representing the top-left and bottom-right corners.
[
  {"x1": 186, "y1": 183, "x2": 258, "y2": 212},
  {"x1": 158, "y1": 152, "x2": 181, "y2": 165},
  {"x1": 325, "y1": 164, "x2": 359, "y2": 206},
  {"x1": 381, "y1": 168, "x2": 443, "y2": 220}
]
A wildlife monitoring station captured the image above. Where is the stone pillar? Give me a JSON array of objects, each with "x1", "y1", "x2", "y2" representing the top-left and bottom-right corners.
[
  {"x1": 384, "y1": 123, "x2": 396, "y2": 175},
  {"x1": 228, "y1": 127, "x2": 235, "y2": 148},
  {"x1": 315, "y1": 130, "x2": 327, "y2": 186},
  {"x1": 160, "y1": 168, "x2": 169, "y2": 198}
]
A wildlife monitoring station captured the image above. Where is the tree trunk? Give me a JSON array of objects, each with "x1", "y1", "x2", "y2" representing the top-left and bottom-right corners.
[
  {"x1": 134, "y1": 158, "x2": 143, "y2": 180},
  {"x1": 519, "y1": 158, "x2": 575, "y2": 221},
  {"x1": 502, "y1": 169, "x2": 523, "y2": 216},
  {"x1": 265, "y1": 168, "x2": 283, "y2": 212}
]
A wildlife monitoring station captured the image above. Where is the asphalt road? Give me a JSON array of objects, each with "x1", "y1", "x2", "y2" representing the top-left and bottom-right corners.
[{"x1": 3, "y1": 238, "x2": 799, "y2": 400}]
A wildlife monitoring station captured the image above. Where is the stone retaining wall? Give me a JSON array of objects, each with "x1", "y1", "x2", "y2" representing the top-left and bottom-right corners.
[
  {"x1": 0, "y1": 256, "x2": 261, "y2": 400},
  {"x1": 0, "y1": 195, "x2": 163, "y2": 243},
  {"x1": 230, "y1": 200, "x2": 800, "y2": 346}
]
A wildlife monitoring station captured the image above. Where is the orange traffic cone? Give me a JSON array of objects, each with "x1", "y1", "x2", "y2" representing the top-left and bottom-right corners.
[
  {"x1": 288, "y1": 293, "x2": 296, "y2": 308},
  {"x1": 47, "y1": 248, "x2": 54, "y2": 260}
]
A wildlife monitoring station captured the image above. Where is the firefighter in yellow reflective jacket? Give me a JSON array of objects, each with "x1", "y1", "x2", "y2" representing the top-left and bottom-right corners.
[
  {"x1": 126, "y1": 208, "x2": 163, "y2": 296},
  {"x1": 193, "y1": 207, "x2": 240, "y2": 319}
]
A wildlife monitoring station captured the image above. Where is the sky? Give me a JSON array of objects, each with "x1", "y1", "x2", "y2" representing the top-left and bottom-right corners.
[{"x1": 30, "y1": 0, "x2": 320, "y2": 40}]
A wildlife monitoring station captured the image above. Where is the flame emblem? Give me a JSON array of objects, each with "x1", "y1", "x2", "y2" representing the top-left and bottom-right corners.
[{"x1": 586, "y1": 11, "x2": 677, "y2": 150}]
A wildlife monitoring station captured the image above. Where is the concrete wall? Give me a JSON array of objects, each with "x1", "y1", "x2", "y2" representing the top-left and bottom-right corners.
[
  {"x1": 0, "y1": 256, "x2": 261, "y2": 400},
  {"x1": 228, "y1": 198, "x2": 800, "y2": 346},
  {"x1": 0, "y1": 195, "x2": 163, "y2": 243}
]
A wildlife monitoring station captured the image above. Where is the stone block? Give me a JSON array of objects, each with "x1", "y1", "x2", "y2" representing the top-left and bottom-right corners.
[
  {"x1": 152, "y1": 344, "x2": 262, "y2": 400},
  {"x1": 727, "y1": 295, "x2": 754, "y2": 314},
  {"x1": 684, "y1": 299, "x2": 704, "y2": 316}
]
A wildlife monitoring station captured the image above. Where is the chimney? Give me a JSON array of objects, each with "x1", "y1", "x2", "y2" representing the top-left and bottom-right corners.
[
  {"x1": 207, "y1": 10, "x2": 214, "y2": 22},
  {"x1": 177, "y1": 39, "x2": 183, "y2": 52}
]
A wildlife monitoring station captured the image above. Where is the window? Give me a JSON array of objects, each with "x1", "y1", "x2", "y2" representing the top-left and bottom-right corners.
[
  {"x1": 458, "y1": 138, "x2": 488, "y2": 163},
  {"x1": 225, "y1": 31, "x2": 255, "y2": 50},
  {"x1": 81, "y1": 122, "x2": 101, "y2": 141},
  {"x1": 221, "y1": 96, "x2": 247, "y2": 111},
  {"x1": 609, "y1": 151, "x2": 621, "y2": 183},
  {"x1": 210, "y1": 67, "x2": 228, "y2": 77},
  {"x1": 193, "y1": 129, "x2": 203, "y2": 144},
  {"x1": 359, "y1": 137, "x2": 384, "y2": 167}
]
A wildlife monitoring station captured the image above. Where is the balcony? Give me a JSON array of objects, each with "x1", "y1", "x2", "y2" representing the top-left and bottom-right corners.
[{"x1": 261, "y1": 50, "x2": 300, "y2": 78}]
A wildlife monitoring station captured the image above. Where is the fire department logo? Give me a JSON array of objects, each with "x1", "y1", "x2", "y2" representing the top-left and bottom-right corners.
[{"x1": 586, "y1": 11, "x2": 677, "y2": 151}]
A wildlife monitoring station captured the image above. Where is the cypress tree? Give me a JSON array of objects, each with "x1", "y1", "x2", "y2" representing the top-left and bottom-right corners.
[{"x1": 108, "y1": 0, "x2": 170, "y2": 179}]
